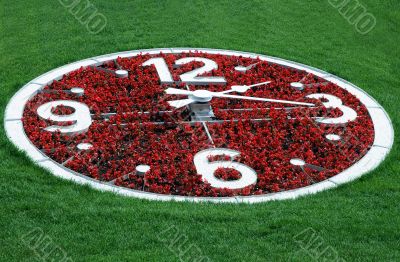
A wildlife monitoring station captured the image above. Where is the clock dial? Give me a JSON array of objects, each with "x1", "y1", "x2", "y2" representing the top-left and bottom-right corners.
[{"x1": 7, "y1": 49, "x2": 392, "y2": 203}]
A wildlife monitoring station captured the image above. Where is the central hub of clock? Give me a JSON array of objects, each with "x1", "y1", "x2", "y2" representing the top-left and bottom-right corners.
[
  {"x1": 190, "y1": 90, "x2": 213, "y2": 102},
  {"x1": 188, "y1": 90, "x2": 215, "y2": 121}
]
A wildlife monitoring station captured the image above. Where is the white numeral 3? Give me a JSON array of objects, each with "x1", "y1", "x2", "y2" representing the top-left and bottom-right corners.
[{"x1": 307, "y1": 94, "x2": 357, "y2": 124}]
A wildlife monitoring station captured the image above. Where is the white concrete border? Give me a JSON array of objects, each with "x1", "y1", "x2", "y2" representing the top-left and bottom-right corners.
[{"x1": 4, "y1": 48, "x2": 394, "y2": 204}]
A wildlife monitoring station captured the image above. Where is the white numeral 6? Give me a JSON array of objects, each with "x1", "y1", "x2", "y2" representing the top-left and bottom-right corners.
[{"x1": 193, "y1": 148, "x2": 257, "y2": 190}]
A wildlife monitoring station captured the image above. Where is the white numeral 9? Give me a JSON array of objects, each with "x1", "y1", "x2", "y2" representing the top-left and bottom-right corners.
[
  {"x1": 306, "y1": 94, "x2": 357, "y2": 124},
  {"x1": 193, "y1": 148, "x2": 257, "y2": 190},
  {"x1": 37, "y1": 100, "x2": 92, "y2": 134}
]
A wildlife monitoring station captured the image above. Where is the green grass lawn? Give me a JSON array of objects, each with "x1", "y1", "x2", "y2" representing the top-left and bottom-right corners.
[{"x1": 1, "y1": 0, "x2": 399, "y2": 261}]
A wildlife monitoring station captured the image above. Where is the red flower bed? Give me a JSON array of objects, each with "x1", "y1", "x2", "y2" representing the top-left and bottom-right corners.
[
  {"x1": 22, "y1": 52, "x2": 374, "y2": 197},
  {"x1": 214, "y1": 168, "x2": 242, "y2": 181}
]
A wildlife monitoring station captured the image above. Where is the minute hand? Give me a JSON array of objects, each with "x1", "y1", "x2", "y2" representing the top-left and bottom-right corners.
[{"x1": 212, "y1": 93, "x2": 315, "y2": 107}]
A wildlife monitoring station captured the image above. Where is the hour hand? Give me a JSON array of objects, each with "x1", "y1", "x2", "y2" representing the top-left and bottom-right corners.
[
  {"x1": 168, "y1": 98, "x2": 195, "y2": 108},
  {"x1": 165, "y1": 88, "x2": 194, "y2": 96}
]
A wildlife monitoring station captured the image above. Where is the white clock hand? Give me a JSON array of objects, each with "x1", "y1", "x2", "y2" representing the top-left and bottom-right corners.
[
  {"x1": 164, "y1": 88, "x2": 314, "y2": 108},
  {"x1": 168, "y1": 99, "x2": 195, "y2": 108},
  {"x1": 211, "y1": 93, "x2": 315, "y2": 106},
  {"x1": 235, "y1": 62, "x2": 260, "y2": 72},
  {"x1": 220, "y1": 81, "x2": 271, "y2": 94},
  {"x1": 165, "y1": 88, "x2": 193, "y2": 95},
  {"x1": 165, "y1": 81, "x2": 270, "y2": 96}
]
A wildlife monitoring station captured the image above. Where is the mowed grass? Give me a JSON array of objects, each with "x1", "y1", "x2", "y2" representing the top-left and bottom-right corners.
[{"x1": 1, "y1": 0, "x2": 399, "y2": 261}]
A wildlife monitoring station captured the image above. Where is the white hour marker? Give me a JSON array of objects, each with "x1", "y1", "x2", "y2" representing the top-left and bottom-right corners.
[
  {"x1": 136, "y1": 165, "x2": 151, "y2": 176},
  {"x1": 91, "y1": 66, "x2": 129, "y2": 79},
  {"x1": 136, "y1": 165, "x2": 151, "y2": 191},
  {"x1": 63, "y1": 143, "x2": 93, "y2": 165},
  {"x1": 290, "y1": 158, "x2": 306, "y2": 166},
  {"x1": 326, "y1": 134, "x2": 341, "y2": 141},
  {"x1": 70, "y1": 87, "x2": 85, "y2": 96},
  {"x1": 290, "y1": 158, "x2": 325, "y2": 171},
  {"x1": 77, "y1": 143, "x2": 93, "y2": 150},
  {"x1": 115, "y1": 69, "x2": 129, "y2": 78},
  {"x1": 235, "y1": 62, "x2": 260, "y2": 73},
  {"x1": 290, "y1": 82, "x2": 305, "y2": 91}
]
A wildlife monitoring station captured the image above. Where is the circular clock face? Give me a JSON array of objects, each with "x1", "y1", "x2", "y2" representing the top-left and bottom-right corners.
[{"x1": 5, "y1": 48, "x2": 393, "y2": 203}]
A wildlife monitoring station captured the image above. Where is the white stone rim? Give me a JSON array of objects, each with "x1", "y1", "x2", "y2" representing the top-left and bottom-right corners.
[{"x1": 4, "y1": 47, "x2": 394, "y2": 204}]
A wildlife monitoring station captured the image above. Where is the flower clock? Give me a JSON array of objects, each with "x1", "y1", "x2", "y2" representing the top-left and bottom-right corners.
[{"x1": 5, "y1": 48, "x2": 394, "y2": 203}]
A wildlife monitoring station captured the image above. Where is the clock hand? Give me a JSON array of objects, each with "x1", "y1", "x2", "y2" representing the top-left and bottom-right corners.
[
  {"x1": 165, "y1": 81, "x2": 271, "y2": 96},
  {"x1": 164, "y1": 88, "x2": 315, "y2": 108},
  {"x1": 167, "y1": 99, "x2": 195, "y2": 108},
  {"x1": 220, "y1": 81, "x2": 271, "y2": 94},
  {"x1": 164, "y1": 88, "x2": 198, "y2": 108},
  {"x1": 165, "y1": 88, "x2": 194, "y2": 95},
  {"x1": 211, "y1": 93, "x2": 315, "y2": 106},
  {"x1": 235, "y1": 62, "x2": 260, "y2": 72}
]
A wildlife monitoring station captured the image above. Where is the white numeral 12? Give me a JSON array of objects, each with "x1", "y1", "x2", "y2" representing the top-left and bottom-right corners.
[{"x1": 142, "y1": 57, "x2": 227, "y2": 85}]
